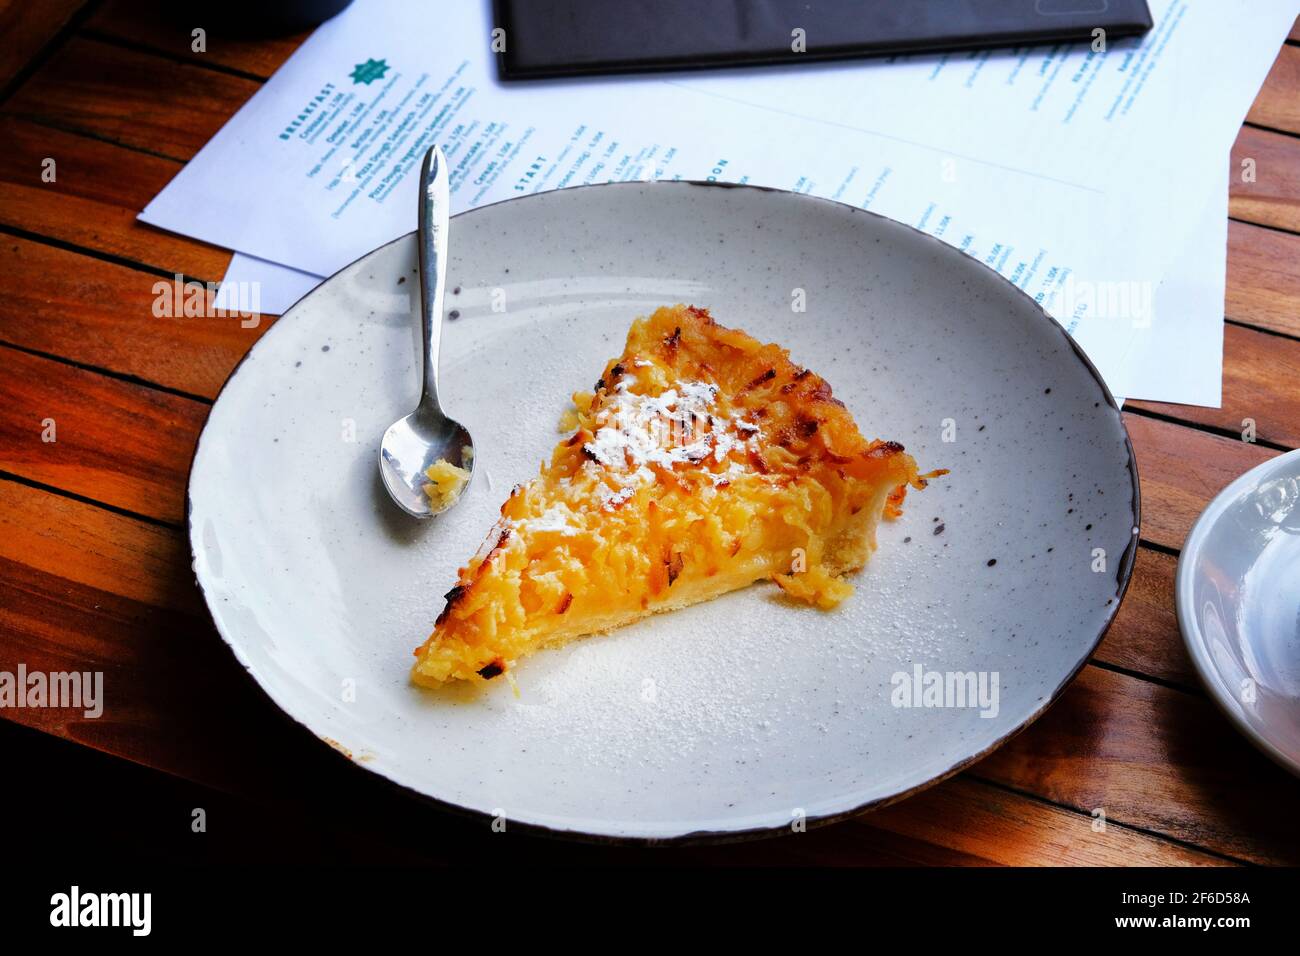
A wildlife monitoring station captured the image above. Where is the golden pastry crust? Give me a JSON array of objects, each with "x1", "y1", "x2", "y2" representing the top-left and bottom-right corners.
[{"x1": 412, "y1": 305, "x2": 935, "y2": 685}]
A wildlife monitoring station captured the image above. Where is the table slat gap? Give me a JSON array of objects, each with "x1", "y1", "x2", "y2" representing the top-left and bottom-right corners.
[
  {"x1": 78, "y1": 28, "x2": 274, "y2": 84},
  {"x1": 0, "y1": 338, "x2": 216, "y2": 406}
]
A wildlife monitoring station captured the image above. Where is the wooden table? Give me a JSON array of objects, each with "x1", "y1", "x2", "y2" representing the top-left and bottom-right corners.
[{"x1": 2, "y1": 1, "x2": 1299, "y2": 865}]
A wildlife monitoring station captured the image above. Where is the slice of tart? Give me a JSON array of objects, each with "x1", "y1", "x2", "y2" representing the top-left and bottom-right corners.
[{"x1": 412, "y1": 305, "x2": 935, "y2": 686}]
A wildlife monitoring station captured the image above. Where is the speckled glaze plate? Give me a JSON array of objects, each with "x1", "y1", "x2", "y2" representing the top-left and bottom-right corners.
[{"x1": 188, "y1": 182, "x2": 1139, "y2": 843}]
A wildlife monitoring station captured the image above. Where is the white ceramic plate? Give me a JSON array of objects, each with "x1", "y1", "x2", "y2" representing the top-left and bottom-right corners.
[
  {"x1": 1177, "y1": 448, "x2": 1300, "y2": 777},
  {"x1": 188, "y1": 182, "x2": 1139, "y2": 842}
]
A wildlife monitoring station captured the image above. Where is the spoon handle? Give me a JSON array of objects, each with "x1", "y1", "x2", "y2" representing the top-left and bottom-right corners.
[{"x1": 417, "y1": 145, "x2": 450, "y2": 413}]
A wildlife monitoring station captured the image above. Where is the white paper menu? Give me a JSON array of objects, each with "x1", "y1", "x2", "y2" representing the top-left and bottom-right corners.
[{"x1": 151, "y1": 0, "x2": 1298, "y2": 405}]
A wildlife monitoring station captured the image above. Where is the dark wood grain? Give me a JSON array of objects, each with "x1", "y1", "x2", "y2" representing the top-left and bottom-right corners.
[
  {"x1": 1091, "y1": 547, "x2": 1195, "y2": 690},
  {"x1": 1123, "y1": 412, "x2": 1277, "y2": 551},
  {"x1": 1230, "y1": 125, "x2": 1300, "y2": 234},
  {"x1": 84, "y1": 0, "x2": 308, "y2": 79},
  {"x1": 1226, "y1": 219, "x2": 1300, "y2": 338},
  {"x1": 0, "y1": 0, "x2": 87, "y2": 90},
  {"x1": 975, "y1": 666, "x2": 1300, "y2": 866},
  {"x1": 0, "y1": 346, "x2": 207, "y2": 523},
  {"x1": 0, "y1": 115, "x2": 232, "y2": 281},
  {"x1": 1247, "y1": 43, "x2": 1300, "y2": 135},
  {"x1": 858, "y1": 775, "x2": 1228, "y2": 866},
  {"x1": 6, "y1": 37, "x2": 259, "y2": 161},
  {"x1": 0, "y1": 234, "x2": 269, "y2": 398}
]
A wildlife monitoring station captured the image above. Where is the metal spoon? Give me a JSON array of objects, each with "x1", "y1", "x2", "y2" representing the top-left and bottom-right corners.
[{"x1": 378, "y1": 145, "x2": 474, "y2": 517}]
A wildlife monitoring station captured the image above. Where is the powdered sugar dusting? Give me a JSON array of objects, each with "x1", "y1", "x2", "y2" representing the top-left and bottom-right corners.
[
  {"x1": 582, "y1": 376, "x2": 761, "y2": 509},
  {"x1": 518, "y1": 504, "x2": 580, "y2": 535}
]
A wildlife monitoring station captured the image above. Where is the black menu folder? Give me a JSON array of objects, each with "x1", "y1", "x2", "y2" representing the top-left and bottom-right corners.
[{"x1": 493, "y1": 0, "x2": 1153, "y2": 80}]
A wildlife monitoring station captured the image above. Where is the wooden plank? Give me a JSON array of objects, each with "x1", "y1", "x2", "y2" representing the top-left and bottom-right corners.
[
  {"x1": 1123, "y1": 413, "x2": 1276, "y2": 552},
  {"x1": 1230, "y1": 125, "x2": 1300, "y2": 234},
  {"x1": 2, "y1": 480, "x2": 1219, "y2": 865},
  {"x1": 5, "y1": 36, "x2": 258, "y2": 161},
  {"x1": 0, "y1": 235, "x2": 270, "y2": 398},
  {"x1": 858, "y1": 776, "x2": 1228, "y2": 866},
  {"x1": 0, "y1": 115, "x2": 231, "y2": 281},
  {"x1": 1226, "y1": 219, "x2": 1300, "y2": 338},
  {"x1": 1128, "y1": 323, "x2": 1300, "y2": 449},
  {"x1": 1091, "y1": 547, "x2": 1196, "y2": 690},
  {"x1": 84, "y1": 0, "x2": 307, "y2": 79},
  {"x1": 974, "y1": 666, "x2": 1300, "y2": 865},
  {"x1": 0, "y1": 479, "x2": 197, "y2": 616},
  {"x1": 1246, "y1": 43, "x2": 1300, "y2": 135},
  {"x1": 0, "y1": 346, "x2": 206, "y2": 524},
  {"x1": 0, "y1": 0, "x2": 87, "y2": 90}
]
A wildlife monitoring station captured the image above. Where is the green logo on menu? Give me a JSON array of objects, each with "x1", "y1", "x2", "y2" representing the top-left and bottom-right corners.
[{"x1": 349, "y1": 58, "x2": 390, "y2": 85}]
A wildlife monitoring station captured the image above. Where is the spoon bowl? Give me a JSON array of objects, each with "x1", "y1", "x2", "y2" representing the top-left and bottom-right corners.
[
  {"x1": 379, "y1": 409, "x2": 474, "y2": 517},
  {"x1": 378, "y1": 144, "x2": 474, "y2": 518}
]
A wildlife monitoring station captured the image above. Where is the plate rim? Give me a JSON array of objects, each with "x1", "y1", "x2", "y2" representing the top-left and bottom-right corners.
[
  {"x1": 185, "y1": 179, "x2": 1143, "y2": 845},
  {"x1": 1175, "y1": 446, "x2": 1300, "y2": 779}
]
